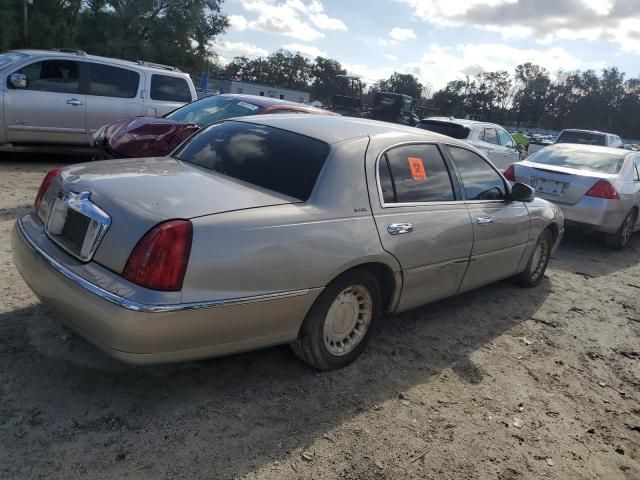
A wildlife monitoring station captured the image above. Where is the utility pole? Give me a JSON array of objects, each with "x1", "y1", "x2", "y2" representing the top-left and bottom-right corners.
[{"x1": 23, "y1": 0, "x2": 33, "y2": 46}]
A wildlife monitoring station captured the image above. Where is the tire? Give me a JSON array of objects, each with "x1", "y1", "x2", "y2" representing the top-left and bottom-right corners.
[
  {"x1": 290, "y1": 270, "x2": 381, "y2": 370},
  {"x1": 605, "y1": 210, "x2": 636, "y2": 250},
  {"x1": 513, "y1": 229, "x2": 553, "y2": 288}
]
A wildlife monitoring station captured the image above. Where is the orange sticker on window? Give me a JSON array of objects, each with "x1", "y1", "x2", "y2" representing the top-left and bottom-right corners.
[{"x1": 408, "y1": 157, "x2": 427, "y2": 181}]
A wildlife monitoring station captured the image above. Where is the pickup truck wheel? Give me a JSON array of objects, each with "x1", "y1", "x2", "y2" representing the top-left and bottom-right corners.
[
  {"x1": 513, "y1": 230, "x2": 552, "y2": 288},
  {"x1": 605, "y1": 210, "x2": 636, "y2": 250},
  {"x1": 291, "y1": 270, "x2": 381, "y2": 371}
]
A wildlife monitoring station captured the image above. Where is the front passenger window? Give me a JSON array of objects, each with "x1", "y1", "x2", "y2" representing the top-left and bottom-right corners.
[
  {"x1": 449, "y1": 146, "x2": 506, "y2": 200},
  {"x1": 497, "y1": 130, "x2": 515, "y2": 148},
  {"x1": 10, "y1": 60, "x2": 80, "y2": 94},
  {"x1": 482, "y1": 128, "x2": 499, "y2": 145}
]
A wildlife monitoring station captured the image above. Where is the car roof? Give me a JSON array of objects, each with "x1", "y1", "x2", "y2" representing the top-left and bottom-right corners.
[
  {"x1": 559, "y1": 128, "x2": 610, "y2": 135},
  {"x1": 542, "y1": 143, "x2": 629, "y2": 156},
  {"x1": 8, "y1": 49, "x2": 188, "y2": 75},
  {"x1": 215, "y1": 94, "x2": 330, "y2": 112},
  {"x1": 421, "y1": 117, "x2": 501, "y2": 128},
  {"x1": 234, "y1": 114, "x2": 466, "y2": 145}
]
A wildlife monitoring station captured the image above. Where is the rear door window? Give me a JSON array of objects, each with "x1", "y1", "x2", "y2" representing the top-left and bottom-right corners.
[
  {"x1": 11, "y1": 60, "x2": 80, "y2": 94},
  {"x1": 379, "y1": 144, "x2": 455, "y2": 204},
  {"x1": 150, "y1": 74, "x2": 191, "y2": 102},
  {"x1": 88, "y1": 63, "x2": 139, "y2": 98},
  {"x1": 174, "y1": 121, "x2": 329, "y2": 201},
  {"x1": 449, "y1": 146, "x2": 506, "y2": 200},
  {"x1": 482, "y1": 128, "x2": 499, "y2": 145}
]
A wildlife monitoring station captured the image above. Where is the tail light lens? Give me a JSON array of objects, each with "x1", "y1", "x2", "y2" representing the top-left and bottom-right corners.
[
  {"x1": 503, "y1": 164, "x2": 516, "y2": 182},
  {"x1": 585, "y1": 180, "x2": 619, "y2": 200},
  {"x1": 123, "y1": 220, "x2": 193, "y2": 291},
  {"x1": 34, "y1": 167, "x2": 65, "y2": 211}
]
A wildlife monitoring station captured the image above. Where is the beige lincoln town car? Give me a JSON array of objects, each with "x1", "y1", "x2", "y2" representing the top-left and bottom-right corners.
[{"x1": 12, "y1": 115, "x2": 564, "y2": 370}]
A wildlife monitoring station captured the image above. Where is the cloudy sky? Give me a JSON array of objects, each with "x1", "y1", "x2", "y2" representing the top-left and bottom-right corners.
[{"x1": 215, "y1": 0, "x2": 640, "y2": 91}]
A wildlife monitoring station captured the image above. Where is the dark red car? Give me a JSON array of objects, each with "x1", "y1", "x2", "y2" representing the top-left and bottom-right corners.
[{"x1": 93, "y1": 94, "x2": 337, "y2": 158}]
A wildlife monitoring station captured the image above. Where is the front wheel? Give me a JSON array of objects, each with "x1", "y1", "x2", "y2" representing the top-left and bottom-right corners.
[
  {"x1": 513, "y1": 229, "x2": 553, "y2": 288},
  {"x1": 290, "y1": 270, "x2": 381, "y2": 370},
  {"x1": 605, "y1": 210, "x2": 636, "y2": 250}
]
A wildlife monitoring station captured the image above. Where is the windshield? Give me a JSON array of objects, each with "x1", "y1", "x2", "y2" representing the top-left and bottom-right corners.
[
  {"x1": 0, "y1": 52, "x2": 28, "y2": 68},
  {"x1": 166, "y1": 96, "x2": 264, "y2": 127},
  {"x1": 529, "y1": 148, "x2": 626, "y2": 174},
  {"x1": 416, "y1": 121, "x2": 470, "y2": 140},
  {"x1": 556, "y1": 131, "x2": 606, "y2": 146},
  {"x1": 174, "y1": 121, "x2": 330, "y2": 201}
]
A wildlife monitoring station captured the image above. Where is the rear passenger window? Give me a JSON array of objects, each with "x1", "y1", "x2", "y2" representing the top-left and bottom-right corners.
[
  {"x1": 482, "y1": 128, "x2": 499, "y2": 145},
  {"x1": 12, "y1": 60, "x2": 80, "y2": 94},
  {"x1": 449, "y1": 146, "x2": 506, "y2": 201},
  {"x1": 150, "y1": 75, "x2": 191, "y2": 102},
  {"x1": 88, "y1": 63, "x2": 139, "y2": 98},
  {"x1": 379, "y1": 144, "x2": 455, "y2": 204}
]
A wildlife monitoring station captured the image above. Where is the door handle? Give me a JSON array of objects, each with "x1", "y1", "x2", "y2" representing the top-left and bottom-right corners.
[
  {"x1": 387, "y1": 223, "x2": 413, "y2": 235},
  {"x1": 66, "y1": 98, "x2": 83, "y2": 106},
  {"x1": 477, "y1": 216, "x2": 494, "y2": 225}
]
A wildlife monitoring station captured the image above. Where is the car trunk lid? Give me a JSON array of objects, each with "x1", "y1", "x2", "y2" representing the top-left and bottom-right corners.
[
  {"x1": 515, "y1": 161, "x2": 617, "y2": 205},
  {"x1": 54, "y1": 157, "x2": 299, "y2": 273}
]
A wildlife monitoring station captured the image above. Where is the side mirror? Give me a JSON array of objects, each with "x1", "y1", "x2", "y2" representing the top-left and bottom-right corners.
[
  {"x1": 9, "y1": 73, "x2": 27, "y2": 89},
  {"x1": 510, "y1": 182, "x2": 535, "y2": 202}
]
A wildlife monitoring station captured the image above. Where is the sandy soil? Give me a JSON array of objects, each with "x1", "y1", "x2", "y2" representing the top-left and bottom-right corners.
[{"x1": 0, "y1": 155, "x2": 638, "y2": 480}]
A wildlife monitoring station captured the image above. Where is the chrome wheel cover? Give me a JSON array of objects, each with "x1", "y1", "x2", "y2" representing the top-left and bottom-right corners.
[{"x1": 323, "y1": 285, "x2": 373, "y2": 357}]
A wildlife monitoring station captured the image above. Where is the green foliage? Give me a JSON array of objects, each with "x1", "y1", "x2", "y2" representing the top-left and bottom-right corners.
[
  {"x1": 374, "y1": 72, "x2": 423, "y2": 99},
  {"x1": 0, "y1": 0, "x2": 228, "y2": 74}
]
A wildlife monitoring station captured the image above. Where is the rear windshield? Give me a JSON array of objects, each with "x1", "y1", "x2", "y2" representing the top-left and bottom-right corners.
[
  {"x1": 167, "y1": 96, "x2": 263, "y2": 127},
  {"x1": 529, "y1": 148, "x2": 626, "y2": 174},
  {"x1": 415, "y1": 121, "x2": 470, "y2": 140},
  {"x1": 174, "y1": 121, "x2": 330, "y2": 201},
  {"x1": 556, "y1": 131, "x2": 606, "y2": 146}
]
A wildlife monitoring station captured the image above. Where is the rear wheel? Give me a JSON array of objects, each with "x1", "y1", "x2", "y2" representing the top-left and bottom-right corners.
[
  {"x1": 290, "y1": 270, "x2": 381, "y2": 370},
  {"x1": 513, "y1": 229, "x2": 553, "y2": 288},
  {"x1": 605, "y1": 210, "x2": 636, "y2": 250}
]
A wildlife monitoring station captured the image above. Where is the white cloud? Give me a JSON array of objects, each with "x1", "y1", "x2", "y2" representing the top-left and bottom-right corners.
[
  {"x1": 397, "y1": 0, "x2": 640, "y2": 53},
  {"x1": 283, "y1": 43, "x2": 327, "y2": 57},
  {"x1": 212, "y1": 40, "x2": 269, "y2": 58},
  {"x1": 384, "y1": 54, "x2": 399, "y2": 61},
  {"x1": 233, "y1": 0, "x2": 347, "y2": 41},
  {"x1": 342, "y1": 62, "x2": 395, "y2": 84},
  {"x1": 406, "y1": 42, "x2": 606, "y2": 89},
  {"x1": 389, "y1": 27, "x2": 417, "y2": 41}
]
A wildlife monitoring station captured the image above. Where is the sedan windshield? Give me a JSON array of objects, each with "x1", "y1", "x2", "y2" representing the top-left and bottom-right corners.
[
  {"x1": 166, "y1": 96, "x2": 263, "y2": 127},
  {"x1": 556, "y1": 131, "x2": 606, "y2": 146},
  {"x1": 0, "y1": 52, "x2": 28, "y2": 68},
  {"x1": 174, "y1": 120, "x2": 330, "y2": 201},
  {"x1": 529, "y1": 148, "x2": 626, "y2": 174}
]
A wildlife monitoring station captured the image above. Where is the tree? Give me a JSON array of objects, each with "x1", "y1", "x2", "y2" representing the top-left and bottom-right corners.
[
  {"x1": 311, "y1": 56, "x2": 346, "y2": 104},
  {"x1": 375, "y1": 72, "x2": 423, "y2": 99},
  {"x1": 513, "y1": 63, "x2": 551, "y2": 127}
]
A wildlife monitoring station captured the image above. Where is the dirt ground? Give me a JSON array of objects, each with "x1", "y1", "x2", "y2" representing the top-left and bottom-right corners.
[{"x1": 0, "y1": 155, "x2": 638, "y2": 480}]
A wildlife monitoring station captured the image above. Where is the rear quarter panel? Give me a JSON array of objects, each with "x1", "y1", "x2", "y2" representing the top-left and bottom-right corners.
[{"x1": 181, "y1": 136, "x2": 401, "y2": 303}]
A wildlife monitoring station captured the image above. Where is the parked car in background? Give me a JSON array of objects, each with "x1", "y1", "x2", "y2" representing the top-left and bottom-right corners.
[
  {"x1": 370, "y1": 92, "x2": 419, "y2": 126},
  {"x1": 13, "y1": 115, "x2": 563, "y2": 370},
  {"x1": 504, "y1": 143, "x2": 640, "y2": 249},
  {"x1": 93, "y1": 94, "x2": 337, "y2": 159},
  {"x1": 555, "y1": 129, "x2": 623, "y2": 148},
  {"x1": 415, "y1": 117, "x2": 522, "y2": 170},
  {"x1": 0, "y1": 49, "x2": 196, "y2": 153}
]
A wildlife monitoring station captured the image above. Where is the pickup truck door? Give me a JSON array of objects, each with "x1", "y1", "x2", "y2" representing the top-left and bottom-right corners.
[
  {"x1": 4, "y1": 59, "x2": 87, "y2": 144},
  {"x1": 444, "y1": 145, "x2": 531, "y2": 292},
  {"x1": 367, "y1": 142, "x2": 473, "y2": 311}
]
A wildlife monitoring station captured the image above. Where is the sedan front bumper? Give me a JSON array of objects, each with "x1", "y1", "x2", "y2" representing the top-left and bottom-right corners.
[{"x1": 12, "y1": 215, "x2": 320, "y2": 364}]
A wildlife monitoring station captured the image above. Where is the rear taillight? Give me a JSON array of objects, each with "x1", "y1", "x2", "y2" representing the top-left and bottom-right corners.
[
  {"x1": 585, "y1": 180, "x2": 619, "y2": 200},
  {"x1": 503, "y1": 164, "x2": 515, "y2": 182},
  {"x1": 34, "y1": 167, "x2": 65, "y2": 211},
  {"x1": 122, "y1": 220, "x2": 192, "y2": 291}
]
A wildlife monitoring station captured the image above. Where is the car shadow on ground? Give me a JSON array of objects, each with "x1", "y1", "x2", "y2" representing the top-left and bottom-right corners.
[
  {"x1": 551, "y1": 229, "x2": 640, "y2": 279},
  {"x1": 0, "y1": 277, "x2": 551, "y2": 478}
]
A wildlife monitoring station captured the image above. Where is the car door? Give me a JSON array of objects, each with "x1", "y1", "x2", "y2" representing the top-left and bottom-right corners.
[
  {"x1": 445, "y1": 145, "x2": 531, "y2": 292},
  {"x1": 368, "y1": 142, "x2": 474, "y2": 311},
  {"x1": 634, "y1": 156, "x2": 640, "y2": 230},
  {"x1": 4, "y1": 59, "x2": 87, "y2": 144},
  {"x1": 84, "y1": 62, "x2": 144, "y2": 141},
  {"x1": 497, "y1": 129, "x2": 520, "y2": 169}
]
